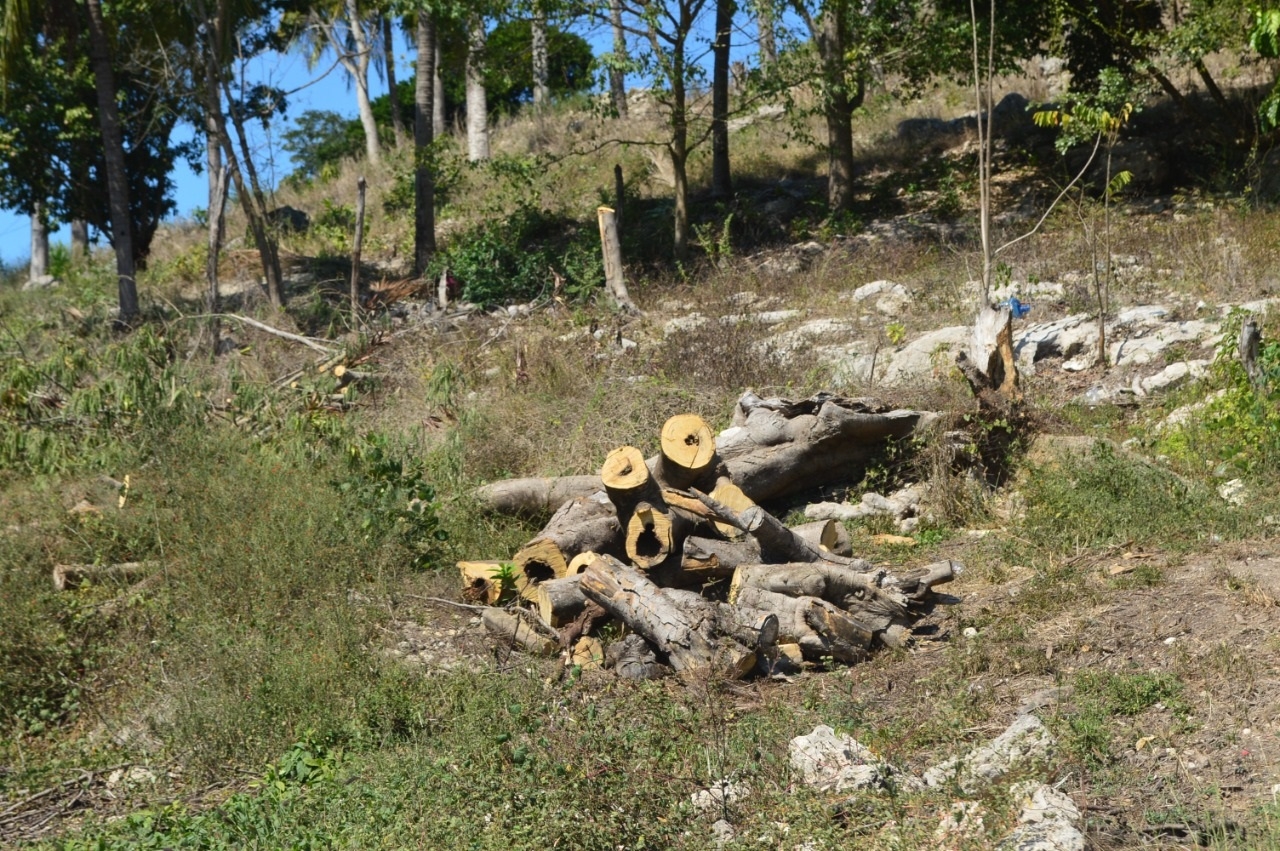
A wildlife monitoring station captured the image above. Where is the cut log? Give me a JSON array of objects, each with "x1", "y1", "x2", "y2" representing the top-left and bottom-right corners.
[
  {"x1": 601, "y1": 445, "x2": 650, "y2": 491},
  {"x1": 571, "y1": 636, "x2": 606, "y2": 670},
  {"x1": 718, "y1": 392, "x2": 930, "y2": 503},
  {"x1": 473, "y1": 475, "x2": 602, "y2": 518},
  {"x1": 728, "y1": 563, "x2": 907, "y2": 634},
  {"x1": 625, "y1": 501, "x2": 692, "y2": 570},
  {"x1": 885, "y1": 559, "x2": 961, "y2": 602},
  {"x1": 733, "y1": 585, "x2": 871, "y2": 664},
  {"x1": 53, "y1": 562, "x2": 151, "y2": 592},
  {"x1": 681, "y1": 488, "x2": 868, "y2": 568},
  {"x1": 791, "y1": 520, "x2": 852, "y2": 557},
  {"x1": 482, "y1": 609, "x2": 559, "y2": 656},
  {"x1": 680, "y1": 535, "x2": 760, "y2": 579},
  {"x1": 512, "y1": 491, "x2": 624, "y2": 600},
  {"x1": 709, "y1": 477, "x2": 753, "y2": 539},
  {"x1": 654, "y1": 413, "x2": 719, "y2": 490},
  {"x1": 535, "y1": 575, "x2": 588, "y2": 627},
  {"x1": 458, "y1": 560, "x2": 513, "y2": 605},
  {"x1": 578, "y1": 553, "x2": 761, "y2": 679},
  {"x1": 473, "y1": 393, "x2": 932, "y2": 516}
]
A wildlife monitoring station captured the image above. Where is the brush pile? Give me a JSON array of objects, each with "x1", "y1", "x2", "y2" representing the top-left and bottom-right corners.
[{"x1": 461, "y1": 391, "x2": 960, "y2": 679}]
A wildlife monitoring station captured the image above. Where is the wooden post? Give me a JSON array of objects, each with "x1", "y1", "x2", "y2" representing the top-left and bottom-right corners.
[
  {"x1": 596, "y1": 206, "x2": 640, "y2": 314},
  {"x1": 351, "y1": 176, "x2": 367, "y2": 323}
]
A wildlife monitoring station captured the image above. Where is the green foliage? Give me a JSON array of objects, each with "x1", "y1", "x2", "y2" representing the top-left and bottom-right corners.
[
  {"x1": 334, "y1": 432, "x2": 447, "y2": 570},
  {"x1": 1155, "y1": 311, "x2": 1280, "y2": 474},
  {"x1": 1251, "y1": 7, "x2": 1280, "y2": 129},
  {"x1": 433, "y1": 204, "x2": 603, "y2": 307},
  {"x1": 1033, "y1": 68, "x2": 1138, "y2": 154},
  {"x1": 1013, "y1": 440, "x2": 1237, "y2": 558},
  {"x1": 1057, "y1": 670, "x2": 1186, "y2": 767}
]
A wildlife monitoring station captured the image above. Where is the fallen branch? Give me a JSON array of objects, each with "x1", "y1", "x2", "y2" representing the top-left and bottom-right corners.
[{"x1": 215, "y1": 314, "x2": 337, "y2": 354}]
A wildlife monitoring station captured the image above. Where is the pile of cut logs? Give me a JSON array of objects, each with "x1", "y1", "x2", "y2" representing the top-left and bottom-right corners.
[{"x1": 461, "y1": 391, "x2": 960, "y2": 679}]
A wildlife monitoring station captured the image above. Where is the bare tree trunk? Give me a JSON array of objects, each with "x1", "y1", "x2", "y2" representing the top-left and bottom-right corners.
[
  {"x1": 70, "y1": 220, "x2": 89, "y2": 261},
  {"x1": 757, "y1": 2, "x2": 777, "y2": 67},
  {"x1": 669, "y1": 27, "x2": 690, "y2": 261},
  {"x1": 351, "y1": 175, "x2": 366, "y2": 322},
  {"x1": 28, "y1": 205, "x2": 48, "y2": 281},
  {"x1": 382, "y1": 14, "x2": 406, "y2": 145},
  {"x1": 531, "y1": 5, "x2": 549, "y2": 109},
  {"x1": 414, "y1": 12, "x2": 437, "y2": 275},
  {"x1": 202, "y1": 10, "x2": 226, "y2": 325},
  {"x1": 339, "y1": 0, "x2": 381, "y2": 165},
  {"x1": 465, "y1": 16, "x2": 490, "y2": 162},
  {"x1": 711, "y1": 0, "x2": 735, "y2": 199},
  {"x1": 84, "y1": 0, "x2": 138, "y2": 321},
  {"x1": 815, "y1": 2, "x2": 857, "y2": 213},
  {"x1": 221, "y1": 75, "x2": 284, "y2": 307},
  {"x1": 609, "y1": 0, "x2": 628, "y2": 117},
  {"x1": 432, "y1": 29, "x2": 445, "y2": 137}
]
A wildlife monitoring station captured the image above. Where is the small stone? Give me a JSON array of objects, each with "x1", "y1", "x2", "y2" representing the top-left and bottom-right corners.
[
  {"x1": 691, "y1": 779, "x2": 749, "y2": 812},
  {"x1": 963, "y1": 627, "x2": 979, "y2": 638},
  {"x1": 1219, "y1": 478, "x2": 1248, "y2": 506},
  {"x1": 924, "y1": 715, "x2": 1054, "y2": 792},
  {"x1": 711, "y1": 818, "x2": 735, "y2": 844}
]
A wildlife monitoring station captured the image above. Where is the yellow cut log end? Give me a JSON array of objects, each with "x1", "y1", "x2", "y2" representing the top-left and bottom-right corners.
[{"x1": 660, "y1": 414, "x2": 715, "y2": 471}]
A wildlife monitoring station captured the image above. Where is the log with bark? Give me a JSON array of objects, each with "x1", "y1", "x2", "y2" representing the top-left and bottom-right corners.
[
  {"x1": 578, "y1": 553, "x2": 776, "y2": 679},
  {"x1": 472, "y1": 395, "x2": 931, "y2": 516},
  {"x1": 482, "y1": 609, "x2": 559, "y2": 656},
  {"x1": 732, "y1": 584, "x2": 872, "y2": 664},
  {"x1": 511, "y1": 491, "x2": 624, "y2": 599},
  {"x1": 728, "y1": 563, "x2": 907, "y2": 635}
]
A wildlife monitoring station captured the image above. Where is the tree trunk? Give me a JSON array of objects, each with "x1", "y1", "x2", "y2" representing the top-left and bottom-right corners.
[
  {"x1": 220, "y1": 74, "x2": 284, "y2": 307},
  {"x1": 414, "y1": 12, "x2": 436, "y2": 275},
  {"x1": 84, "y1": 0, "x2": 139, "y2": 321},
  {"x1": 596, "y1": 206, "x2": 640, "y2": 313},
  {"x1": 70, "y1": 220, "x2": 89, "y2": 261},
  {"x1": 531, "y1": 5, "x2": 549, "y2": 109},
  {"x1": 670, "y1": 87, "x2": 690, "y2": 260},
  {"x1": 459, "y1": 560, "x2": 510, "y2": 605},
  {"x1": 814, "y1": 2, "x2": 857, "y2": 213},
  {"x1": 465, "y1": 16, "x2": 489, "y2": 162},
  {"x1": 382, "y1": 14, "x2": 406, "y2": 146},
  {"x1": 341, "y1": 0, "x2": 381, "y2": 165},
  {"x1": 28, "y1": 205, "x2": 48, "y2": 281},
  {"x1": 791, "y1": 519, "x2": 852, "y2": 557},
  {"x1": 432, "y1": 29, "x2": 445, "y2": 137},
  {"x1": 474, "y1": 474, "x2": 601, "y2": 519},
  {"x1": 710, "y1": 0, "x2": 734, "y2": 199},
  {"x1": 350, "y1": 175, "x2": 366, "y2": 320},
  {"x1": 757, "y1": 3, "x2": 777, "y2": 67},
  {"x1": 609, "y1": 0, "x2": 628, "y2": 117},
  {"x1": 201, "y1": 8, "x2": 227, "y2": 327}
]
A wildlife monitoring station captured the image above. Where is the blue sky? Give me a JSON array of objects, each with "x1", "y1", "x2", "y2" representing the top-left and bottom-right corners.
[{"x1": 0, "y1": 8, "x2": 772, "y2": 267}]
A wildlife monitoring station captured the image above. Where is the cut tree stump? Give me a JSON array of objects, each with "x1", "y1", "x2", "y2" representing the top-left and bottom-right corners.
[
  {"x1": 578, "y1": 553, "x2": 768, "y2": 679},
  {"x1": 625, "y1": 501, "x2": 692, "y2": 570},
  {"x1": 956, "y1": 305, "x2": 1021, "y2": 405}
]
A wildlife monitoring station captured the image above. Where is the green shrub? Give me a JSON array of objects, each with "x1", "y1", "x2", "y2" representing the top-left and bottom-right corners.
[{"x1": 433, "y1": 204, "x2": 603, "y2": 307}]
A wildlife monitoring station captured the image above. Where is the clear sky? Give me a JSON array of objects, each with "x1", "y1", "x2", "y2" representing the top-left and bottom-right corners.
[{"x1": 0, "y1": 8, "x2": 770, "y2": 268}]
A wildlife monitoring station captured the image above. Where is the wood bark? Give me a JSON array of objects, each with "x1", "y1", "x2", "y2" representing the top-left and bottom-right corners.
[
  {"x1": 351, "y1": 176, "x2": 366, "y2": 320},
  {"x1": 482, "y1": 609, "x2": 558, "y2": 656},
  {"x1": 474, "y1": 475, "x2": 601, "y2": 519},
  {"x1": 607, "y1": 633, "x2": 665, "y2": 679},
  {"x1": 432, "y1": 29, "x2": 445, "y2": 137},
  {"x1": 70, "y1": 220, "x2": 89, "y2": 261},
  {"x1": 465, "y1": 16, "x2": 489, "y2": 162},
  {"x1": 597, "y1": 207, "x2": 640, "y2": 313},
  {"x1": 1241, "y1": 316, "x2": 1264, "y2": 391},
  {"x1": 512, "y1": 491, "x2": 624, "y2": 598},
  {"x1": 531, "y1": 5, "x2": 549, "y2": 109},
  {"x1": 414, "y1": 12, "x2": 436, "y2": 275},
  {"x1": 608, "y1": 0, "x2": 628, "y2": 117},
  {"x1": 84, "y1": 0, "x2": 138, "y2": 320},
  {"x1": 472, "y1": 394, "x2": 931, "y2": 516},
  {"x1": 733, "y1": 585, "x2": 871, "y2": 663},
  {"x1": 680, "y1": 535, "x2": 759, "y2": 579},
  {"x1": 710, "y1": 0, "x2": 734, "y2": 199},
  {"x1": 729, "y1": 563, "x2": 907, "y2": 633},
  {"x1": 535, "y1": 575, "x2": 588, "y2": 627},
  {"x1": 579, "y1": 554, "x2": 765, "y2": 679},
  {"x1": 319, "y1": 0, "x2": 381, "y2": 165}
]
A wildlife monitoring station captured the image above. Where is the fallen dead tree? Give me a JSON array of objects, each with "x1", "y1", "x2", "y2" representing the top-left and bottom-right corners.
[{"x1": 461, "y1": 396, "x2": 961, "y2": 681}]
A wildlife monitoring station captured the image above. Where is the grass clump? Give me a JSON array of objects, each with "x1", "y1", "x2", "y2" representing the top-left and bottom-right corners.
[{"x1": 1056, "y1": 669, "x2": 1187, "y2": 769}]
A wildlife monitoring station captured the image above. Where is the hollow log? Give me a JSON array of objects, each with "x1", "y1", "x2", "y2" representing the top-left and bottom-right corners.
[
  {"x1": 512, "y1": 491, "x2": 624, "y2": 600},
  {"x1": 482, "y1": 609, "x2": 559, "y2": 656},
  {"x1": 729, "y1": 563, "x2": 907, "y2": 634},
  {"x1": 625, "y1": 500, "x2": 693, "y2": 570},
  {"x1": 535, "y1": 575, "x2": 588, "y2": 627},
  {"x1": 733, "y1": 585, "x2": 871, "y2": 664},
  {"x1": 578, "y1": 553, "x2": 762, "y2": 679},
  {"x1": 791, "y1": 519, "x2": 852, "y2": 557},
  {"x1": 458, "y1": 560, "x2": 512, "y2": 605},
  {"x1": 53, "y1": 561, "x2": 151, "y2": 592}
]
